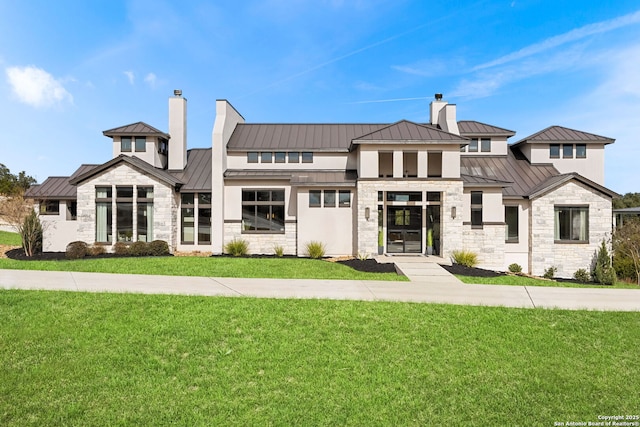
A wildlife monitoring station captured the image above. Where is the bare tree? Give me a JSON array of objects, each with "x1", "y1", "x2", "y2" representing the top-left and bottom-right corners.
[
  {"x1": 0, "y1": 192, "x2": 42, "y2": 256},
  {"x1": 613, "y1": 218, "x2": 640, "y2": 285}
]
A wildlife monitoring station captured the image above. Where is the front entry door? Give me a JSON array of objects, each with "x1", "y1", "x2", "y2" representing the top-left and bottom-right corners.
[{"x1": 387, "y1": 207, "x2": 422, "y2": 253}]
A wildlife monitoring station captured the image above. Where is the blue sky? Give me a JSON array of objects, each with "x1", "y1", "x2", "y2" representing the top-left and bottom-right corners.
[{"x1": 1, "y1": 0, "x2": 639, "y2": 193}]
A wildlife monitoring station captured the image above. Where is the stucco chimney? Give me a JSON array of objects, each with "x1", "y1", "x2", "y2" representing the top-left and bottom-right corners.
[
  {"x1": 430, "y1": 93, "x2": 459, "y2": 135},
  {"x1": 168, "y1": 90, "x2": 187, "y2": 170}
]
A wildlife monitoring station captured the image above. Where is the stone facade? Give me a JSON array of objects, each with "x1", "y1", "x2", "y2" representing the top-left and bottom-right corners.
[
  {"x1": 462, "y1": 224, "x2": 506, "y2": 271},
  {"x1": 76, "y1": 164, "x2": 177, "y2": 251},
  {"x1": 530, "y1": 181, "x2": 613, "y2": 278},
  {"x1": 223, "y1": 221, "x2": 297, "y2": 255}
]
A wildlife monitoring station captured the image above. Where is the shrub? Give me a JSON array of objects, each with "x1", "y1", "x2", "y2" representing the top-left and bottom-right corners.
[
  {"x1": 450, "y1": 250, "x2": 478, "y2": 268},
  {"x1": 543, "y1": 266, "x2": 557, "y2": 280},
  {"x1": 149, "y1": 240, "x2": 170, "y2": 256},
  {"x1": 305, "y1": 241, "x2": 326, "y2": 259},
  {"x1": 225, "y1": 239, "x2": 249, "y2": 256},
  {"x1": 129, "y1": 241, "x2": 150, "y2": 256},
  {"x1": 613, "y1": 255, "x2": 637, "y2": 284},
  {"x1": 273, "y1": 244, "x2": 284, "y2": 257},
  {"x1": 113, "y1": 242, "x2": 129, "y2": 256},
  {"x1": 20, "y1": 210, "x2": 42, "y2": 257},
  {"x1": 573, "y1": 268, "x2": 591, "y2": 283},
  {"x1": 65, "y1": 241, "x2": 88, "y2": 260},
  {"x1": 357, "y1": 252, "x2": 369, "y2": 261},
  {"x1": 592, "y1": 239, "x2": 616, "y2": 285},
  {"x1": 89, "y1": 244, "x2": 106, "y2": 256},
  {"x1": 508, "y1": 263, "x2": 522, "y2": 273}
]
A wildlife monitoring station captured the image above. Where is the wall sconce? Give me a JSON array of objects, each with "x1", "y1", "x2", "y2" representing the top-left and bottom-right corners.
[
  {"x1": 451, "y1": 206, "x2": 456, "y2": 219},
  {"x1": 365, "y1": 207, "x2": 370, "y2": 220}
]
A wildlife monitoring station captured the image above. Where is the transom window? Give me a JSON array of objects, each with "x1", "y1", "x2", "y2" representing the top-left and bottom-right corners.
[
  {"x1": 242, "y1": 189, "x2": 285, "y2": 233},
  {"x1": 555, "y1": 206, "x2": 588, "y2": 242}
]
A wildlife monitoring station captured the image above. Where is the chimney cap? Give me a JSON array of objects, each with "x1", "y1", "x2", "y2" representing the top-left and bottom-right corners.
[
  {"x1": 174, "y1": 89, "x2": 182, "y2": 97},
  {"x1": 435, "y1": 93, "x2": 443, "y2": 101}
]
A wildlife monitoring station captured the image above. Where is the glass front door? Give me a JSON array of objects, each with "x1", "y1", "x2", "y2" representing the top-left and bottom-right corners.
[{"x1": 387, "y1": 207, "x2": 422, "y2": 253}]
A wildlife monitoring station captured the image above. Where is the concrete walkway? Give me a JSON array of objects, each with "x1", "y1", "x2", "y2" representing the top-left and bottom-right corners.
[{"x1": 1, "y1": 267, "x2": 639, "y2": 311}]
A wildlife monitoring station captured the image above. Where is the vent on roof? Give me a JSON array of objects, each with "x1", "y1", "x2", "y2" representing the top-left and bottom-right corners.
[{"x1": 435, "y1": 93, "x2": 443, "y2": 100}]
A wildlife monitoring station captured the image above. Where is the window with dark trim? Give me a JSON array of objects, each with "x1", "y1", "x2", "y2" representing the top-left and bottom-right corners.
[
  {"x1": 302, "y1": 152, "x2": 313, "y2": 163},
  {"x1": 261, "y1": 152, "x2": 272, "y2": 163},
  {"x1": 468, "y1": 138, "x2": 478, "y2": 152},
  {"x1": 550, "y1": 144, "x2": 560, "y2": 159},
  {"x1": 274, "y1": 152, "x2": 286, "y2": 163},
  {"x1": 242, "y1": 189, "x2": 285, "y2": 233},
  {"x1": 121, "y1": 137, "x2": 132, "y2": 152},
  {"x1": 198, "y1": 193, "x2": 212, "y2": 244},
  {"x1": 247, "y1": 152, "x2": 258, "y2": 163},
  {"x1": 309, "y1": 190, "x2": 321, "y2": 207},
  {"x1": 555, "y1": 206, "x2": 588, "y2": 242},
  {"x1": 135, "y1": 137, "x2": 146, "y2": 152},
  {"x1": 505, "y1": 206, "x2": 518, "y2": 242},
  {"x1": 288, "y1": 152, "x2": 299, "y2": 163},
  {"x1": 40, "y1": 200, "x2": 59, "y2": 215},
  {"x1": 96, "y1": 187, "x2": 112, "y2": 243},
  {"x1": 67, "y1": 201, "x2": 77, "y2": 221},
  {"x1": 116, "y1": 186, "x2": 134, "y2": 242},
  {"x1": 324, "y1": 190, "x2": 336, "y2": 207},
  {"x1": 576, "y1": 144, "x2": 587, "y2": 158},
  {"x1": 181, "y1": 193, "x2": 195, "y2": 244},
  {"x1": 471, "y1": 191, "x2": 482, "y2": 227},
  {"x1": 563, "y1": 144, "x2": 573, "y2": 158},
  {"x1": 137, "y1": 187, "x2": 153, "y2": 242},
  {"x1": 339, "y1": 190, "x2": 351, "y2": 207},
  {"x1": 481, "y1": 138, "x2": 491, "y2": 152}
]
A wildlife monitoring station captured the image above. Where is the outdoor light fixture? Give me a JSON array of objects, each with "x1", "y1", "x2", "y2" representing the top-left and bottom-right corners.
[
  {"x1": 451, "y1": 206, "x2": 456, "y2": 219},
  {"x1": 365, "y1": 207, "x2": 370, "y2": 220}
]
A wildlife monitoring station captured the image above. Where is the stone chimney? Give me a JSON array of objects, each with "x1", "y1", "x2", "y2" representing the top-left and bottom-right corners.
[
  {"x1": 168, "y1": 90, "x2": 187, "y2": 170},
  {"x1": 429, "y1": 93, "x2": 459, "y2": 135}
]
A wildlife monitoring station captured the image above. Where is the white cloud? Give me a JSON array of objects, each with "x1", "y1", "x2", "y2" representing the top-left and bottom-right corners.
[
  {"x1": 5, "y1": 65, "x2": 73, "y2": 108},
  {"x1": 124, "y1": 70, "x2": 135, "y2": 85},
  {"x1": 144, "y1": 72, "x2": 157, "y2": 88}
]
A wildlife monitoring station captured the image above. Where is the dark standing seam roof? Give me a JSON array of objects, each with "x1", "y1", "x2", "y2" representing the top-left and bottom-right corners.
[
  {"x1": 512, "y1": 125, "x2": 614, "y2": 146},
  {"x1": 353, "y1": 120, "x2": 467, "y2": 142},
  {"x1": 224, "y1": 170, "x2": 358, "y2": 187},
  {"x1": 457, "y1": 121, "x2": 516, "y2": 136},
  {"x1": 24, "y1": 164, "x2": 99, "y2": 200},
  {"x1": 460, "y1": 147, "x2": 559, "y2": 197},
  {"x1": 102, "y1": 121, "x2": 170, "y2": 139},
  {"x1": 69, "y1": 155, "x2": 182, "y2": 187},
  {"x1": 527, "y1": 173, "x2": 618, "y2": 199},
  {"x1": 169, "y1": 149, "x2": 212, "y2": 191}
]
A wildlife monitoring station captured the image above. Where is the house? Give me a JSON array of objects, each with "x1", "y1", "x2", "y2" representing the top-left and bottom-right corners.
[{"x1": 25, "y1": 91, "x2": 618, "y2": 278}]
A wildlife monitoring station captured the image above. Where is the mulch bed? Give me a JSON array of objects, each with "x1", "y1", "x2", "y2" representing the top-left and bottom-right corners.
[
  {"x1": 441, "y1": 264, "x2": 508, "y2": 278},
  {"x1": 336, "y1": 259, "x2": 399, "y2": 274}
]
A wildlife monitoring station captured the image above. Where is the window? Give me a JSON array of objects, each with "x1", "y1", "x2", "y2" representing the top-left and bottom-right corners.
[
  {"x1": 471, "y1": 191, "x2": 482, "y2": 227},
  {"x1": 158, "y1": 140, "x2": 168, "y2": 155},
  {"x1": 309, "y1": 190, "x2": 321, "y2": 207},
  {"x1": 67, "y1": 201, "x2": 77, "y2": 220},
  {"x1": 469, "y1": 138, "x2": 478, "y2": 152},
  {"x1": 116, "y1": 186, "x2": 133, "y2": 242},
  {"x1": 339, "y1": 190, "x2": 351, "y2": 207},
  {"x1": 96, "y1": 187, "x2": 112, "y2": 243},
  {"x1": 427, "y1": 152, "x2": 442, "y2": 177},
  {"x1": 275, "y1": 152, "x2": 286, "y2": 163},
  {"x1": 427, "y1": 192, "x2": 441, "y2": 202},
  {"x1": 247, "y1": 152, "x2": 258, "y2": 163},
  {"x1": 288, "y1": 152, "x2": 299, "y2": 163},
  {"x1": 460, "y1": 144, "x2": 466, "y2": 152},
  {"x1": 324, "y1": 190, "x2": 336, "y2": 207},
  {"x1": 576, "y1": 144, "x2": 587, "y2": 158},
  {"x1": 181, "y1": 193, "x2": 195, "y2": 244},
  {"x1": 302, "y1": 152, "x2": 313, "y2": 163},
  {"x1": 121, "y1": 137, "x2": 132, "y2": 152},
  {"x1": 481, "y1": 138, "x2": 491, "y2": 152},
  {"x1": 505, "y1": 206, "x2": 518, "y2": 242},
  {"x1": 555, "y1": 206, "x2": 588, "y2": 242},
  {"x1": 40, "y1": 200, "x2": 59, "y2": 215},
  {"x1": 550, "y1": 144, "x2": 560, "y2": 159},
  {"x1": 387, "y1": 192, "x2": 422, "y2": 202},
  {"x1": 135, "y1": 137, "x2": 146, "y2": 152},
  {"x1": 378, "y1": 152, "x2": 393, "y2": 177},
  {"x1": 198, "y1": 193, "x2": 211, "y2": 244},
  {"x1": 403, "y1": 152, "x2": 417, "y2": 177},
  {"x1": 242, "y1": 189, "x2": 285, "y2": 233},
  {"x1": 261, "y1": 152, "x2": 272, "y2": 163},
  {"x1": 563, "y1": 144, "x2": 573, "y2": 158},
  {"x1": 137, "y1": 187, "x2": 153, "y2": 242}
]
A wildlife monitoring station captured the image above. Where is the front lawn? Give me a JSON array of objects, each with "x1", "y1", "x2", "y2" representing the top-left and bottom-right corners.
[
  {"x1": 455, "y1": 273, "x2": 639, "y2": 289},
  {"x1": 0, "y1": 230, "x2": 21, "y2": 246},
  {"x1": 0, "y1": 255, "x2": 406, "y2": 281},
  {"x1": 1, "y1": 290, "x2": 638, "y2": 426}
]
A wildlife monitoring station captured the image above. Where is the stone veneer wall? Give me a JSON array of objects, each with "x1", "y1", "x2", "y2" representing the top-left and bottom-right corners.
[
  {"x1": 530, "y1": 181, "x2": 612, "y2": 278},
  {"x1": 223, "y1": 222, "x2": 297, "y2": 255},
  {"x1": 461, "y1": 224, "x2": 505, "y2": 271},
  {"x1": 356, "y1": 180, "x2": 464, "y2": 258},
  {"x1": 76, "y1": 164, "x2": 177, "y2": 251}
]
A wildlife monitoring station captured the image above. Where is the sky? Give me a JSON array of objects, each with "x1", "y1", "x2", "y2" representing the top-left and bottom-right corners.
[{"x1": 1, "y1": 0, "x2": 639, "y2": 194}]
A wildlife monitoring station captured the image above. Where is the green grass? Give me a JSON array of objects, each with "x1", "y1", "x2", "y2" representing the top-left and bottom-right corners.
[
  {"x1": 1, "y1": 291, "x2": 639, "y2": 426},
  {"x1": 0, "y1": 230, "x2": 21, "y2": 246},
  {"x1": 456, "y1": 273, "x2": 640, "y2": 289},
  {"x1": 0, "y1": 256, "x2": 406, "y2": 281}
]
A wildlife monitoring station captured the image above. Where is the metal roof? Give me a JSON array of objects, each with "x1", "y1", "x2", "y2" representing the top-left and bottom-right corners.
[
  {"x1": 24, "y1": 177, "x2": 75, "y2": 199},
  {"x1": 169, "y1": 149, "x2": 211, "y2": 191},
  {"x1": 103, "y1": 121, "x2": 170, "y2": 139},
  {"x1": 460, "y1": 149, "x2": 559, "y2": 197},
  {"x1": 69, "y1": 155, "x2": 182, "y2": 187},
  {"x1": 613, "y1": 207, "x2": 640, "y2": 213},
  {"x1": 224, "y1": 169, "x2": 358, "y2": 187},
  {"x1": 458, "y1": 120, "x2": 516, "y2": 137},
  {"x1": 527, "y1": 173, "x2": 618, "y2": 199},
  {"x1": 512, "y1": 125, "x2": 614, "y2": 146},
  {"x1": 353, "y1": 120, "x2": 467, "y2": 143}
]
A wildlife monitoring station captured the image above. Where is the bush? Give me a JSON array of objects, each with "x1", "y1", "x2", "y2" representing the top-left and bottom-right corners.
[
  {"x1": 450, "y1": 250, "x2": 478, "y2": 268},
  {"x1": 573, "y1": 268, "x2": 591, "y2": 283},
  {"x1": 129, "y1": 241, "x2": 150, "y2": 256},
  {"x1": 113, "y1": 242, "x2": 129, "y2": 256},
  {"x1": 20, "y1": 210, "x2": 42, "y2": 257},
  {"x1": 89, "y1": 244, "x2": 106, "y2": 256},
  {"x1": 149, "y1": 240, "x2": 170, "y2": 256},
  {"x1": 66, "y1": 241, "x2": 88, "y2": 260},
  {"x1": 592, "y1": 239, "x2": 616, "y2": 285},
  {"x1": 273, "y1": 244, "x2": 284, "y2": 257},
  {"x1": 543, "y1": 266, "x2": 557, "y2": 279},
  {"x1": 508, "y1": 263, "x2": 522, "y2": 273},
  {"x1": 305, "y1": 241, "x2": 326, "y2": 259},
  {"x1": 613, "y1": 255, "x2": 637, "y2": 284},
  {"x1": 225, "y1": 239, "x2": 249, "y2": 256}
]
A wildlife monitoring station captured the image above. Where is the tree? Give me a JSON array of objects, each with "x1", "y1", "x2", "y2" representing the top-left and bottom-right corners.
[
  {"x1": 613, "y1": 192, "x2": 640, "y2": 209},
  {"x1": 613, "y1": 218, "x2": 640, "y2": 285},
  {"x1": 0, "y1": 191, "x2": 42, "y2": 256},
  {"x1": 0, "y1": 163, "x2": 37, "y2": 195},
  {"x1": 592, "y1": 239, "x2": 616, "y2": 285}
]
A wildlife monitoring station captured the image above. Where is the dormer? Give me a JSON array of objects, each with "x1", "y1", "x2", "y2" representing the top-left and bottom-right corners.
[
  {"x1": 511, "y1": 126, "x2": 614, "y2": 185},
  {"x1": 103, "y1": 122, "x2": 170, "y2": 169},
  {"x1": 458, "y1": 121, "x2": 516, "y2": 156}
]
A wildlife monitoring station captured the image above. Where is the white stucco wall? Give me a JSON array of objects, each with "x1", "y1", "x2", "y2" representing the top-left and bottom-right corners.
[
  {"x1": 112, "y1": 136, "x2": 167, "y2": 169},
  {"x1": 503, "y1": 201, "x2": 530, "y2": 272},
  {"x1": 226, "y1": 152, "x2": 354, "y2": 171},
  {"x1": 40, "y1": 200, "x2": 79, "y2": 252},
  {"x1": 527, "y1": 144, "x2": 606, "y2": 185}
]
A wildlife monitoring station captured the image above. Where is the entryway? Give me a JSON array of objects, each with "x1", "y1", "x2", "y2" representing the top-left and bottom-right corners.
[{"x1": 387, "y1": 207, "x2": 422, "y2": 253}]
